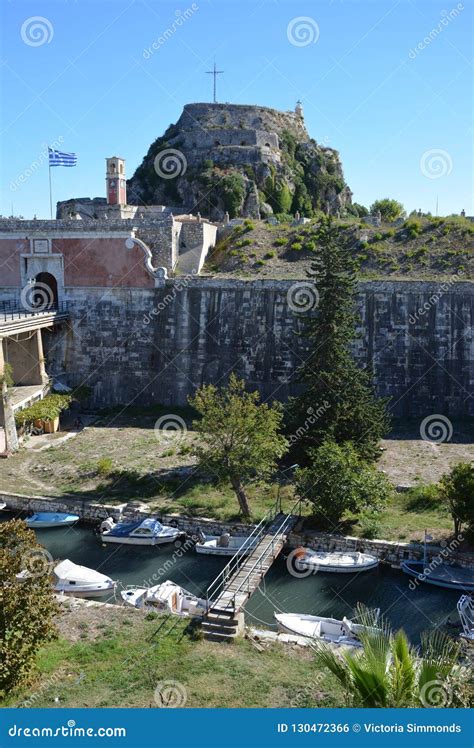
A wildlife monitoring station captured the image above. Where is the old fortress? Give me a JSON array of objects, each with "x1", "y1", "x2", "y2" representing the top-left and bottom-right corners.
[{"x1": 0, "y1": 103, "x2": 472, "y2": 452}]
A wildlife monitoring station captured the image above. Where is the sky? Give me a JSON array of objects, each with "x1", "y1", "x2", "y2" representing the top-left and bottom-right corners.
[{"x1": 0, "y1": 0, "x2": 472, "y2": 219}]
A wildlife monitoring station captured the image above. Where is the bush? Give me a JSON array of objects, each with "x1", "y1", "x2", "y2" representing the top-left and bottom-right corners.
[
  {"x1": 274, "y1": 237, "x2": 287, "y2": 246},
  {"x1": 358, "y1": 510, "x2": 382, "y2": 539},
  {"x1": 15, "y1": 394, "x2": 72, "y2": 427},
  {"x1": 370, "y1": 198, "x2": 405, "y2": 222},
  {"x1": 264, "y1": 251, "x2": 276, "y2": 259},
  {"x1": 291, "y1": 242, "x2": 303, "y2": 251},
  {"x1": 438, "y1": 462, "x2": 474, "y2": 536},
  {"x1": 295, "y1": 440, "x2": 391, "y2": 528},
  {"x1": 235, "y1": 238, "x2": 252, "y2": 248},
  {"x1": 97, "y1": 457, "x2": 113, "y2": 476},
  {"x1": 305, "y1": 241, "x2": 316, "y2": 251}
]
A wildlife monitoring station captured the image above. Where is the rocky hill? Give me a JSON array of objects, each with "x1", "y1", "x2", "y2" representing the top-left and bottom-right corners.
[{"x1": 127, "y1": 102, "x2": 352, "y2": 220}]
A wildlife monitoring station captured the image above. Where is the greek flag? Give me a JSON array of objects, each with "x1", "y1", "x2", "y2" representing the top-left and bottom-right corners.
[{"x1": 48, "y1": 147, "x2": 77, "y2": 167}]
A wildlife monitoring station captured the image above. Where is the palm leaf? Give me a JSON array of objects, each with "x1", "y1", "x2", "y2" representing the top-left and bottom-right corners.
[
  {"x1": 313, "y1": 642, "x2": 352, "y2": 692},
  {"x1": 391, "y1": 629, "x2": 416, "y2": 707}
]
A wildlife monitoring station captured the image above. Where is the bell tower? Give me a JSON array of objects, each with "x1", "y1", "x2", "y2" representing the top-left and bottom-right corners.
[{"x1": 106, "y1": 157, "x2": 126, "y2": 205}]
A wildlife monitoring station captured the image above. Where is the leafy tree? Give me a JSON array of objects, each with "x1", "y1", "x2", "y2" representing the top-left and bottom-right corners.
[
  {"x1": 348, "y1": 202, "x2": 369, "y2": 218},
  {"x1": 290, "y1": 216, "x2": 391, "y2": 462},
  {"x1": 295, "y1": 440, "x2": 391, "y2": 529},
  {"x1": 0, "y1": 520, "x2": 58, "y2": 697},
  {"x1": 189, "y1": 375, "x2": 288, "y2": 517},
  {"x1": 315, "y1": 606, "x2": 463, "y2": 708},
  {"x1": 438, "y1": 462, "x2": 474, "y2": 536},
  {"x1": 218, "y1": 172, "x2": 246, "y2": 218},
  {"x1": 369, "y1": 198, "x2": 405, "y2": 222}
]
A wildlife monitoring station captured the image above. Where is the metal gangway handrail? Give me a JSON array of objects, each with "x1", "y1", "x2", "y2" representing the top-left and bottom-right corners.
[
  {"x1": 206, "y1": 496, "x2": 302, "y2": 614},
  {"x1": 0, "y1": 300, "x2": 69, "y2": 323},
  {"x1": 205, "y1": 496, "x2": 284, "y2": 612}
]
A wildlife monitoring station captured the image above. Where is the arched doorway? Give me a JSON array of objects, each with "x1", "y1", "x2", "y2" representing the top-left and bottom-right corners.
[{"x1": 32, "y1": 272, "x2": 58, "y2": 309}]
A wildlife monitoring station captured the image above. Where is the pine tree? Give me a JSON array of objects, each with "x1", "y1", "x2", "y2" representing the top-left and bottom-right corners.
[{"x1": 290, "y1": 216, "x2": 390, "y2": 462}]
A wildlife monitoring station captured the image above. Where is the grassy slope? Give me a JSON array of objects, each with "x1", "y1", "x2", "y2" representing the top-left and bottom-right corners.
[
  {"x1": 1, "y1": 610, "x2": 342, "y2": 709},
  {"x1": 203, "y1": 215, "x2": 474, "y2": 279},
  {"x1": 1, "y1": 410, "x2": 471, "y2": 541}
]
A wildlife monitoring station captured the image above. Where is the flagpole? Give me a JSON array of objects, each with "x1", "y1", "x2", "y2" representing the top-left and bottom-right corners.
[{"x1": 48, "y1": 147, "x2": 53, "y2": 219}]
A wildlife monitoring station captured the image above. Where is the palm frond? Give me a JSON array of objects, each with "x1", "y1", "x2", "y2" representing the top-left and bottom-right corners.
[
  {"x1": 345, "y1": 653, "x2": 388, "y2": 707},
  {"x1": 391, "y1": 629, "x2": 416, "y2": 707},
  {"x1": 313, "y1": 642, "x2": 352, "y2": 692}
]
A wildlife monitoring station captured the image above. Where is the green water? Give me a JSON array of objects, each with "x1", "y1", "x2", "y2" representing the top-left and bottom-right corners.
[{"x1": 3, "y1": 515, "x2": 466, "y2": 643}]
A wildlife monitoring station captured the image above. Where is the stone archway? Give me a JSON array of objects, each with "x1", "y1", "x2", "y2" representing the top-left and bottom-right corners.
[{"x1": 32, "y1": 271, "x2": 58, "y2": 309}]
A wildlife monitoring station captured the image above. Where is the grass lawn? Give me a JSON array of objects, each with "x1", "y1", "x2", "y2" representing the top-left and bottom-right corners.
[
  {"x1": 1, "y1": 606, "x2": 343, "y2": 709},
  {"x1": 0, "y1": 408, "x2": 470, "y2": 540}
]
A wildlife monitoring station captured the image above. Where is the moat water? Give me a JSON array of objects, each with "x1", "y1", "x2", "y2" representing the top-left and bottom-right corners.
[{"x1": 3, "y1": 515, "x2": 464, "y2": 643}]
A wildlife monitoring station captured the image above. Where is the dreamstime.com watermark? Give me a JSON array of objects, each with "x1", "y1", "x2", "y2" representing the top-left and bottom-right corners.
[
  {"x1": 407, "y1": 533, "x2": 464, "y2": 591},
  {"x1": 420, "y1": 414, "x2": 453, "y2": 444},
  {"x1": 8, "y1": 721, "x2": 126, "y2": 738},
  {"x1": 10, "y1": 137, "x2": 64, "y2": 192},
  {"x1": 288, "y1": 402, "x2": 330, "y2": 446},
  {"x1": 143, "y1": 277, "x2": 192, "y2": 324},
  {"x1": 409, "y1": 270, "x2": 464, "y2": 324},
  {"x1": 143, "y1": 5, "x2": 199, "y2": 59},
  {"x1": 408, "y1": 4, "x2": 464, "y2": 59},
  {"x1": 287, "y1": 16, "x2": 320, "y2": 47}
]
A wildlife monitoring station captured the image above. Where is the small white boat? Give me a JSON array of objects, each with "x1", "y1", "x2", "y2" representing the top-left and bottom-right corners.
[
  {"x1": 26, "y1": 512, "x2": 80, "y2": 528},
  {"x1": 99, "y1": 517, "x2": 181, "y2": 546},
  {"x1": 0, "y1": 501, "x2": 6, "y2": 510},
  {"x1": 274, "y1": 612, "x2": 380, "y2": 647},
  {"x1": 291, "y1": 548, "x2": 379, "y2": 573},
  {"x1": 195, "y1": 532, "x2": 257, "y2": 556},
  {"x1": 457, "y1": 595, "x2": 474, "y2": 642},
  {"x1": 53, "y1": 559, "x2": 116, "y2": 597},
  {"x1": 121, "y1": 579, "x2": 206, "y2": 617}
]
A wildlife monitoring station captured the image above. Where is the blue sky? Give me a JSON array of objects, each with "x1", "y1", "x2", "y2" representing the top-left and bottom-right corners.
[{"x1": 1, "y1": 0, "x2": 472, "y2": 219}]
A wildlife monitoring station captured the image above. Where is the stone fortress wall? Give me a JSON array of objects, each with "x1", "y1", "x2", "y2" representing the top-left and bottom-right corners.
[{"x1": 25, "y1": 278, "x2": 473, "y2": 418}]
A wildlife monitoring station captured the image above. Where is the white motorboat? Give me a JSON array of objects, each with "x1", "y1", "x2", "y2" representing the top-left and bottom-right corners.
[
  {"x1": 291, "y1": 548, "x2": 379, "y2": 573},
  {"x1": 194, "y1": 532, "x2": 257, "y2": 556},
  {"x1": 274, "y1": 612, "x2": 380, "y2": 647},
  {"x1": 53, "y1": 559, "x2": 116, "y2": 597},
  {"x1": 99, "y1": 517, "x2": 182, "y2": 546},
  {"x1": 26, "y1": 512, "x2": 80, "y2": 528},
  {"x1": 0, "y1": 501, "x2": 6, "y2": 510},
  {"x1": 121, "y1": 579, "x2": 206, "y2": 617},
  {"x1": 457, "y1": 595, "x2": 474, "y2": 642}
]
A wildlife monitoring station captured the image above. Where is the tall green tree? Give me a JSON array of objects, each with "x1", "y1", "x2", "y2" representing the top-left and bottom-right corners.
[
  {"x1": 290, "y1": 216, "x2": 390, "y2": 462},
  {"x1": 0, "y1": 520, "x2": 58, "y2": 697},
  {"x1": 189, "y1": 375, "x2": 288, "y2": 517}
]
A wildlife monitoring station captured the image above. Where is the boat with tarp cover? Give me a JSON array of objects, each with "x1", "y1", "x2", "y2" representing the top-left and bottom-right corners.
[{"x1": 99, "y1": 517, "x2": 182, "y2": 546}]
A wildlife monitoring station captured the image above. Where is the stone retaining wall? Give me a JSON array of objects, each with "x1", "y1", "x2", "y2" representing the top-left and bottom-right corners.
[{"x1": 2, "y1": 491, "x2": 472, "y2": 569}]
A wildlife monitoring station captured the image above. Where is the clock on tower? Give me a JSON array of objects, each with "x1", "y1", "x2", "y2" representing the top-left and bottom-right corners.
[{"x1": 106, "y1": 157, "x2": 126, "y2": 205}]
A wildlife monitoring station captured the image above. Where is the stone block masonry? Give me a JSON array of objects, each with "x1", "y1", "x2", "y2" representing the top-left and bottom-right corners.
[{"x1": 38, "y1": 278, "x2": 473, "y2": 417}]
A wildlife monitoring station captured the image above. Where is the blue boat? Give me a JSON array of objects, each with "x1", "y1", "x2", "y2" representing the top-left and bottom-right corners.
[
  {"x1": 401, "y1": 561, "x2": 474, "y2": 592},
  {"x1": 26, "y1": 512, "x2": 80, "y2": 528},
  {"x1": 99, "y1": 517, "x2": 182, "y2": 546}
]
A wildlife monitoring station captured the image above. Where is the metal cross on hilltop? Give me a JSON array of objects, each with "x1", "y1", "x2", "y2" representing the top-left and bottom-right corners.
[{"x1": 206, "y1": 61, "x2": 224, "y2": 103}]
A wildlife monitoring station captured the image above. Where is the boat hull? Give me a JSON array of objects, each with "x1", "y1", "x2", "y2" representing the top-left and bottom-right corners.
[
  {"x1": 295, "y1": 551, "x2": 379, "y2": 573},
  {"x1": 401, "y1": 561, "x2": 474, "y2": 592},
  {"x1": 274, "y1": 613, "x2": 362, "y2": 647},
  {"x1": 26, "y1": 513, "x2": 80, "y2": 528},
  {"x1": 100, "y1": 533, "x2": 180, "y2": 546},
  {"x1": 55, "y1": 582, "x2": 116, "y2": 598}
]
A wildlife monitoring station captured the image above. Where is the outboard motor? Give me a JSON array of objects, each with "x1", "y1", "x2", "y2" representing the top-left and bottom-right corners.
[
  {"x1": 99, "y1": 517, "x2": 115, "y2": 534},
  {"x1": 217, "y1": 532, "x2": 230, "y2": 548}
]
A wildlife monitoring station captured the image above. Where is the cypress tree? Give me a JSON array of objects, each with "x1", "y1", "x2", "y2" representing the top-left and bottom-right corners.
[{"x1": 290, "y1": 216, "x2": 390, "y2": 462}]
